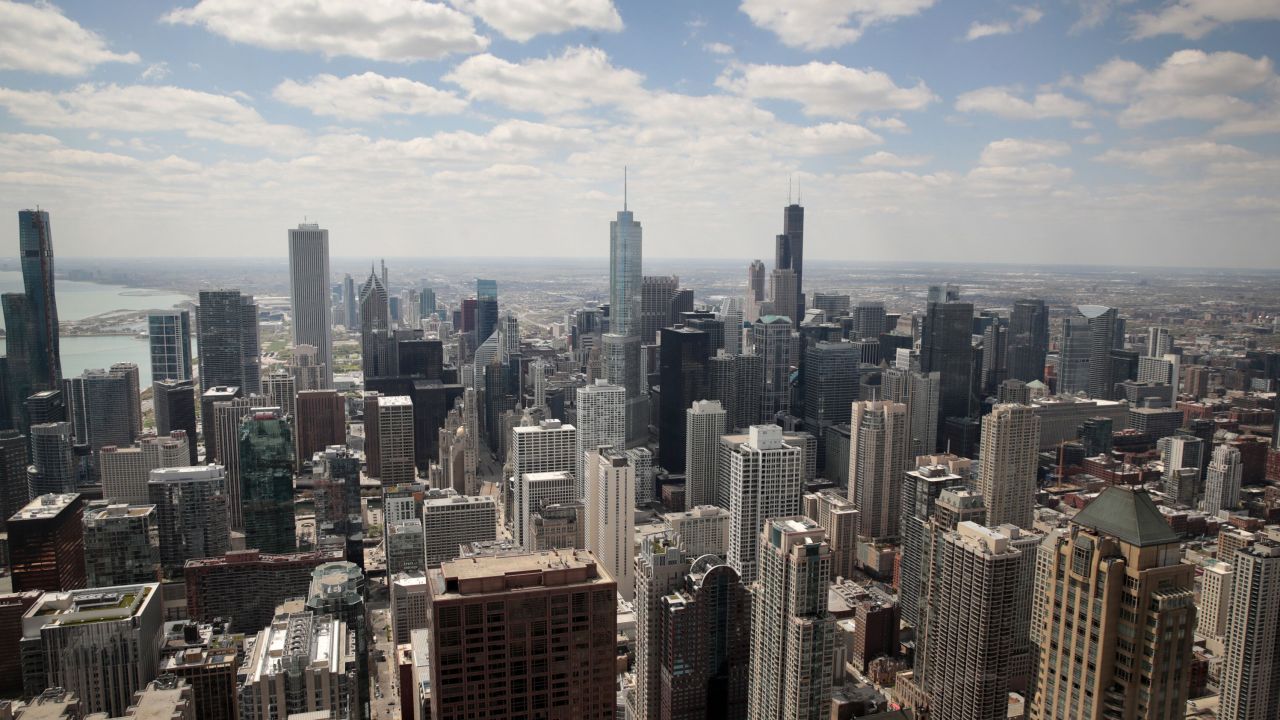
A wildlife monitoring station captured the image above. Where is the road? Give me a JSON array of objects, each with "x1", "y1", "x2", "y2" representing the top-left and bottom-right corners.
[{"x1": 369, "y1": 605, "x2": 400, "y2": 720}]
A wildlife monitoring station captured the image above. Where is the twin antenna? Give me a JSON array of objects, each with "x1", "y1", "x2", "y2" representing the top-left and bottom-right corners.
[
  {"x1": 623, "y1": 165, "x2": 627, "y2": 211},
  {"x1": 788, "y1": 175, "x2": 802, "y2": 205}
]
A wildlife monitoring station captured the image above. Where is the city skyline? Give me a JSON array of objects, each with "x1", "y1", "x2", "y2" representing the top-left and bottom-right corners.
[{"x1": 0, "y1": 1, "x2": 1277, "y2": 267}]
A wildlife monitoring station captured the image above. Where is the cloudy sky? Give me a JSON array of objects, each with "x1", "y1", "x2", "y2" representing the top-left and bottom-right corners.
[{"x1": 0, "y1": 0, "x2": 1277, "y2": 267}]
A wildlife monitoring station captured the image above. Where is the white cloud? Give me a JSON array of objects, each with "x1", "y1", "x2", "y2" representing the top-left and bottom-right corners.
[
  {"x1": 449, "y1": 0, "x2": 621, "y2": 41},
  {"x1": 163, "y1": 0, "x2": 488, "y2": 62},
  {"x1": 140, "y1": 62, "x2": 171, "y2": 82},
  {"x1": 1097, "y1": 140, "x2": 1254, "y2": 171},
  {"x1": 446, "y1": 46, "x2": 644, "y2": 114},
  {"x1": 0, "y1": 83, "x2": 307, "y2": 150},
  {"x1": 704, "y1": 42, "x2": 734, "y2": 55},
  {"x1": 861, "y1": 150, "x2": 930, "y2": 167},
  {"x1": 739, "y1": 0, "x2": 936, "y2": 50},
  {"x1": 716, "y1": 61, "x2": 936, "y2": 119},
  {"x1": 980, "y1": 138, "x2": 1071, "y2": 166},
  {"x1": 1132, "y1": 0, "x2": 1280, "y2": 39},
  {"x1": 0, "y1": 0, "x2": 139, "y2": 75},
  {"x1": 274, "y1": 72, "x2": 467, "y2": 121},
  {"x1": 965, "y1": 6, "x2": 1043, "y2": 40},
  {"x1": 867, "y1": 116, "x2": 910, "y2": 132},
  {"x1": 955, "y1": 87, "x2": 1090, "y2": 119}
]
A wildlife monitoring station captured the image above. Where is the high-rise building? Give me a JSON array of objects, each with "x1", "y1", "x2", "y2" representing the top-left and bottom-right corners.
[
  {"x1": 518, "y1": 470, "x2": 577, "y2": 552},
  {"x1": 65, "y1": 363, "x2": 142, "y2": 471},
  {"x1": 767, "y1": 268, "x2": 798, "y2": 327},
  {"x1": 752, "y1": 315, "x2": 793, "y2": 421},
  {"x1": 708, "y1": 351, "x2": 766, "y2": 431},
  {"x1": 748, "y1": 516, "x2": 833, "y2": 720},
  {"x1": 719, "y1": 296, "x2": 745, "y2": 355},
  {"x1": 148, "y1": 465, "x2": 230, "y2": 579},
  {"x1": 158, "y1": 621, "x2": 242, "y2": 720},
  {"x1": 510, "y1": 419, "x2": 576, "y2": 544},
  {"x1": 1080, "y1": 305, "x2": 1122, "y2": 399},
  {"x1": 26, "y1": 421, "x2": 75, "y2": 496},
  {"x1": 773, "y1": 201, "x2": 805, "y2": 322},
  {"x1": 288, "y1": 223, "x2": 334, "y2": 388},
  {"x1": 238, "y1": 409, "x2": 295, "y2": 553},
  {"x1": 803, "y1": 341, "x2": 859, "y2": 463},
  {"x1": 343, "y1": 273, "x2": 358, "y2": 329},
  {"x1": 882, "y1": 367, "x2": 940, "y2": 459},
  {"x1": 305, "y1": 561, "x2": 368, "y2": 720},
  {"x1": 99, "y1": 432, "x2": 190, "y2": 504},
  {"x1": 183, "y1": 548, "x2": 342, "y2": 634},
  {"x1": 665, "y1": 504, "x2": 731, "y2": 558},
  {"x1": 15, "y1": 209, "x2": 62, "y2": 395},
  {"x1": 237, "y1": 606, "x2": 356, "y2": 718},
  {"x1": 153, "y1": 379, "x2": 198, "y2": 465},
  {"x1": 390, "y1": 571, "x2": 428, "y2": 646},
  {"x1": 976, "y1": 404, "x2": 1040, "y2": 529},
  {"x1": 1008, "y1": 299, "x2": 1049, "y2": 383},
  {"x1": 8, "y1": 492, "x2": 84, "y2": 592},
  {"x1": 627, "y1": 445, "x2": 654, "y2": 505},
  {"x1": 657, "y1": 326, "x2": 710, "y2": 472},
  {"x1": 610, "y1": 198, "x2": 642, "y2": 338},
  {"x1": 21, "y1": 583, "x2": 162, "y2": 717},
  {"x1": 640, "y1": 275, "x2": 679, "y2": 344},
  {"x1": 426, "y1": 549, "x2": 616, "y2": 720},
  {"x1": 1219, "y1": 540, "x2": 1280, "y2": 720},
  {"x1": 376, "y1": 395, "x2": 416, "y2": 484},
  {"x1": 199, "y1": 386, "x2": 238, "y2": 465},
  {"x1": 574, "y1": 380, "x2": 625, "y2": 498},
  {"x1": 1204, "y1": 444, "x2": 1243, "y2": 515},
  {"x1": 1198, "y1": 560, "x2": 1233, "y2": 641},
  {"x1": 529, "y1": 501, "x2": 585, "y2": 551},
  {"x1": 848, "y1": 401, "x2": 908, "y2": 541},
  {"x1": 660, "y1": 555, "x2": 752, "y2": 719},
  {"x1": 213, "y1": 394, "x2": 261, "y2": 528},
  {"x1": 851, "y1": 300, "x2": 886, "y2": 340},
  {"x1": 195, "y1": 290, "x2": 260, "y2": 395},
  {"x1": 803, "y1": 489, "x2": 860, "y2": 582},
  {"x1": 723, "y1": 425, "x2": 804, "y2": 583},
  {"x1": 294, "y1": 389, "x2": 345, "y2": 463},
  {"x1": 385, "y1": 520, "x2": 421, "y2": 574},
  {"x1": 0, "y1": 429, "x2": 28, "y2": 529},
  {"x1": 920, "y1": 299, "x2": 974, "y2": 429},
  {"x1": 358, "y1": 270, "x2": 391, "y2": 379},
  {"x1": 1029, "y1": 486, "x2": 1195, "y2": 720},
  {"x1": 1160, "y1": 434, "x2": 1204, "y2": 507},
  {"x1": 685, "y1": 400, "x2": 726, "y2": 508},
  {"x1": 922, "y1": 522, "x2": 1035, "y2": 720},
  {"x1": 82, "y1": 502, "x2": 160, "y2": 587},
  {"x1": 632, "y1": 535, "x2": 693, "y2": 720},
  {"x1": 898, "y1": 462, "x2": 967, "y2": 629},
  {"x1": 261, "y1": 370, "x2": 296, "y2": 421},
  {"x1": 421, "y1": 489, "x2": 497, "y2": 567},
  {"x1": 585, "y1": 446, "x2": 636, "y2": 600},
  {"x1": 148, "y1": 310, "x2": 193, "y2": 383}
]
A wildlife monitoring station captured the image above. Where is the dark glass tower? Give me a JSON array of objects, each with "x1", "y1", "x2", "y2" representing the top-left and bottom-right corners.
[
  {"x1": 920, "y1": 300, "x2": 975, "y2": 445},
  {"x1": 154, "y1": 378, "x2": 199, "y2": 465},
  {"x1": 773, "y1": 203, "x2": 805, "y2": 322},
  {"x1": 239, "y1": 409, "x2": 295, "y2": 553},
  {"x1": 196, "y1": 290, "x2": 260, "y2": 394},
  {"x1": 1008, "y1": 298, "x2": 1049, "y2": 382},
  {"x1": 18, "y1": 210, "x2": 61, "y2": 391},
  {"x1": 476, "y1": 278, "x2": 498, "y2": 344},
  {"x1": 658, "y1": 326, "x2": 710, "y2": 472}
]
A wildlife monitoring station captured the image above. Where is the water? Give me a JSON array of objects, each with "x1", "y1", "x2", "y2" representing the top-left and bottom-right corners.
[{"x1": 0, "y1": 271, "x2": 192, "y2": 387}]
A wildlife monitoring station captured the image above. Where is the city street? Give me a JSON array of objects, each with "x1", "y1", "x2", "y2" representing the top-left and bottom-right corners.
[{"x1": 369, "y1": 606, "x2": 400, "y2": 720}]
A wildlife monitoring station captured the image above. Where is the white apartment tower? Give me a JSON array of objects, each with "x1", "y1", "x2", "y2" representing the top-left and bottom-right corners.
[
  {"x1": 421, "y1": 491, "x2": 497, "y2": 567},
  {"x1": 1220, "y1": 541, "x2": 1280, "y2": 720},
  {"x1": 665, "y1": 505, "x2": 731, "y2": 558},
  {"x1": 574, "y1": 380, "x2": 625, "y2": 497},
  {"x1": 518, "y1": 471, "x2": 576, "y2": 551},
  {"x1": 723, "y1": 425, "x2": 804, "y2": 584},
  {"x1": 287, "y1": 223, "x2": 333, "y2": 387},
  {"x1": 976, "y1": 403, "x2": 1041, "y2": 529},
  {"x1": 1204, "y1": 444, "x2": 1243, "y2": 515},
  {"x1": 585, "y1": 446, "x2": 636, "y2": 600},
  {"x1": 686, "y1": 400, "x2": 727, "y2": 508},
  {"x1": 511, "y1": 419, "x2": 577, "y2": 547}
]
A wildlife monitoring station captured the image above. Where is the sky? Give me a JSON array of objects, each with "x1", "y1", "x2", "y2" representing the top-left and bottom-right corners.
[{"x1": 0, "y1": 0, "x2": 1277, "y2": 267}]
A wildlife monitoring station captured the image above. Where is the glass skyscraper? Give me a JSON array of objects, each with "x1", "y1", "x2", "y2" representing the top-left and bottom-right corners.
[
  {"x1": 18, "y1": 209, "x2": 61, "y2": 390},
  {"x1": 148, "y1": 310, "x2": 193, "y2": 383},
  {"x1": 475, "y1": 278, "x2": 498, "y2": 344},
  {"x1": 609, "y1": 210, "x2": 642, "y2": 336},
  {"x1": 239, "y1": 409, "x2": 295, "y2": 553}
]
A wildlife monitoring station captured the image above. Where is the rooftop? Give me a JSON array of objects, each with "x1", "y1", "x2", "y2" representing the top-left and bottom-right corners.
[
  {"x1": 1073, "y1": 486, "x2": 1180, "y2": 547},
  {"x1": 11, "y1": 493, "x2": 79, "y2": 521}
]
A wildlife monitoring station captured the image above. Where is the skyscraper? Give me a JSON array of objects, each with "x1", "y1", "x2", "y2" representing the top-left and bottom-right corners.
[
  {"x1": 376, "y1": 395, "x2": 416, "y2": 485},
  {"x1": 747, "y1": 516, "x2": 833, "y2": 720},
  {"x1": 848, "y1": 400, "x2": 908, "y2": 541},
  {"x1": 752, "y1": 315, "x2": 793, "y2": 421},
  {"x1": 882, "y1": 366, "x2": 941, "y2": 460},
  {"x1": 421, "y1": 489, "x2": 497, "y2": 567},
  {"x1": 475, "y1": 278, "x2": 498, "y2": 344},
  {"x1": 343, "y1": 273, "x2": 358, "y2": 329},
  {"x1": 685, "y1": 400, "x2": 726, "y2": 508},
  {"x1": 239, "y1": 409, "x2": 295, "y2": 553},
  {"x1": 976, "y1": 404, "x2": 1041, "y2": 529},
  {"x1": 196, "y1": 291, "x2": 260, "y2": 395},
  {"x1": 294, "y1": 389, "x2": 345, "y2": 463},
  {"x1": 774, "y1": 200, "x2": 805, "y2": 322},
  {"x1": 1080, "y1": 304, "x2": 1122, "y2": 399},
  {"x1": 147, "y1": 465, "x2": 230, "y2": 579},
  {"x1": 511, "y1": 419, "x2": 576, "y2": 547},
  {"x1": 358, "y1": 270, "x2": 390, "y2": 379},
  {"x1": 147, "y1": 310, "x2": 193, "y2": 383},
  {"x1": 1008, "y1": 298, "x2": 1049, "y2": 382},
  {"x1": 1204, "y1": 444, "x2": 1243, "y2": 515},
  {"x1": 899, "y1": 461, "x2": 968, "y2": 629},
  {"x1": 920, "y1": 298, "x2": 974, "y2": 433},
  {"x1": 610, "y1": 196, "x2": 642, "y2": 338},
  {"x1": 82, "y1": 502, "x2": 160, "y2": 587},
  {"x1": 723, "y1": 425, "x2": 804, "y2": 583},
  {"x1": 803, "y1": 341, "x2": 859, "y2": 464},
  {"x1": 287, "y1": 223, "x2": 333, "y2": 388},
  {"x1": 17, "y1": 209, "x2": 61, "y2": 392},
  {"x1": 1030, "y1": 486, "x2": 1195, "y2": 720},
  {"x1": 1219, "y1": 540, "x2": 1280, "y2": 720},
  {"x1": 153, "y1": 379, "x2": 198, "y2": 465},
  {"x1": 237, "y1": 606, "x2": 356, "y2": 718},
  {"x1": 719, "y1": 296, "x2": 745, "y2": 355},
  {"x1": 574, "y1": 380, "x2": 625, "y2": 498},
  {"x1": 8, "y1": 492, "x2": 85, "y2": 592},
  {"x1": 632, "y1": 535, "x2": 693, "y2": 720},
  {"x1": 658, "y1": 326, "x2": 710, "y2": 472},
  {"x1": 585, "y1": 446, "x2": 635, "y2": 600},
  {"x1": 26, "y1": 421, "x2": 76, "y2": 496},
  {"x1": 640, "y1": 275, "x2": 678, "y2": 343},
  {"x1": 767, "y1": 268, "x2": 797, "y2": 325},
  {"x1": 0, "y1": 429, "x2": 28, "y2": 529}
]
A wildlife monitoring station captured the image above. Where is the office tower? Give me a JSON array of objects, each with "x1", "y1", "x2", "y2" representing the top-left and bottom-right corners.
[
  {"x1": 665, "y1": 504, "x2": 731, "y2": 558},
  {"x1": 627, "y1": 445, "x2": 654, "y2": 504},
  {"x1": 518, "y1": 470, "x2": 576, "y2": 552},
  {"x1": 1008, "y1": 299, "x2": 1049, "y2": 382},
  {"x1": 640, "y1": 275, "x2": 679, "y2": 343},
  {"x1": 385, "y1": 518, "x2": 424, "y2": 575},
  {"x1": 24, "y1": 387, "x2": 65, "y2": 428},
  {"x1": 748, "y1": 516, "x2": 833, "y2": 720},
  {"x1": 82, "y1": 502, "x2": 160, "y2": 587},
  {"x1": 882, "y1": 367, "x2": 940, "y2": 459},
  {"x1": 850, "y1": 300, "x2": 884, "y2": 339},
  {"x1": 720, "y1": 296, "x2": 744, "y2": 355},
  {"x1": 213, "y1": 394, "x2": 259, "y2": 526},
  {"x1": 305, "y1": 561, "x2": 368, "y2": 720},
  {"x1": 358, "y1": 270, "x2": 391, "y2": 378},
  {"x1": 262, "y1": 370, "x2": 296, "y2": 421},
  {"x1": 99, "y1": 432, "x2": 189, "y2": 504},
  {"x1": 195, "y1": 291, "x2": 260, "y2": 395},
  {"x1": 148, "y1": 310, "x2": 193, "y2": 383},
  {"x1": 920, "y1": 299, "x2": 974, "y2": 430},
  {"x1": 1204, "y1": 444, "x2": 1243, "y2": 515},
  {"x1": 813, "y1": 293, "x2": 850, "y2": 318},
  {"x1": 1220, "y1": 540, "x2": 1280, "y2": 720},
  {"x1": 0, "y1": 429, "x2": 27, "y2": 529},
  {"x1": 848, "y1": 401, "x2": 908, "y2": 541},
  {"x1": 922, "y1": 522, "x2": 1031, "y2": 720},
  {"x1": 183, "y1": 548, "x2": 342, "y2": 633},
  {"x1": 709, "y1": 352, "x2": 765, "y2": 430},
  {"x1": 239, "y1": 409, "x2": 295, "y2": 553},
  {"x1": 803, "y1": 341, "x2": 859, "y2": 464},
  {"x1": 529, "y1": 500, "x2": 584, "y2": 550},
  {"x1": 1057, "y1": 315, "x2": 1092, "y2": 396},
  {"x1": 147, "y1": 465, "x2": 230, "y2": 578},
  {"x1": 287, "y1": 223, "x2": 334, "y2": 388},
  {"x1": 426, "y1": 549, "x2": 616, "y2": 720},
  {"x1": 153, "y1": 379, "x2": 198, "y2": 465},
  {"x1": 574, "y1": 380, "x2": 625, "y2": 497},
  {"x1": 899, "y1": 462, "x2": 967, "y2": 629},
  {"x1": 294, "y1": 389, "x2": 345, "y2": 463},
  {"x1": 26, "y1": 421, "x2": 75, "y2": 495},
  {"x1": 752, "y1": 315, "x2": 793, "y2": 421},
  {"x1": 603, "y1": 332, "x2": 646, "y2": 442},
  {"x1": 421, "y1": 490, "x2": 497, "y2": 567},
  {"x1": 657, "y1": 326, "x2": 710, "y2": 472},
  {"x1": 772, "y1": 200, "x2": 805, "y2": 321},
  {"x1": 1081, "y1": 305, "x2": 1122, "y2": 399},
  {"x1": 474, "y1": 277, "x2": 499, "y2": 344},
  {"x1": 0, "y1": 590, "x2": 40, "y2": 698},
  {"x1": 22, "y1": 583, "x2": 162, "y2": 717},
  {"x1": 65, "y1": 363, "x2": 142, "y2": 464},
  {"x1": 804, "y1": 488, "x2": 860, "y2": 581},
  {"x1": 976, "y1": 404, "x2": 1040, "y2": 529},
  {"x1": 376, "y1": 395, "x2": 416, "y2": 484},
  {"x1": 1160, "y1": 434, "x2": 1204, "y2": 506},
  {"x1": 390, "y1": 571, "x2": 428, "y2": 645},
  {"x1": 609, "y1": 195, "x2": 643, "y2": 337},
  {"x1": 660, "y1": 557, "x2": 751, "y2": 719},
  {"x1": 1198, "y1": 560, "x2": 1233, "y2": 641},
  {"x1": 768, "y1": 268, "x2": 798, "y2": 324},
  {"x1": 584, "y1": 446, "x2": 636, "y2": 600},
  {"x1": 723, "y1": 425, "x2": 804, "y2": 583},
  {"x1": 685, "y1": 400, "x2": 726, "y2": 508},
  {"x1": 632, "y1": 535, "x2": 693, "y2": 720},
  {"x1": 980, "y1": 316, "x2": 1009, "y2": 395},
  {"x1": 289, "y1": 343, "x2": 327, "y2": 391},
  {"x1": 8, "y1": 492, "x2": 84, "y2": 592},
  {"x1": 16, "y1": 209, "x2": 62, "y2": 393},
  {"x1": 238, "y1": 607, "x2": 356, "y2": 718},
  {"x1": 1147, "y1": 326, "x2": 1172, "y2": 358},
  {"x1": 1030, "y1": 487, "x2": 1195, "y2": 720},
  {"x1": 510, "y1": 419, "x2": 576, "y2": 525},
  {"x1": 343, "y1": 273, "x2": 358, "y2": 329},
  {"x1": 199, "y1": 386, "x2": 238, "y2": 464},
  {"x1": 746, "y1": 258, "x2": 767, "y2": 307},
  {"x1": 312, "y1": 445, "x2": 361, "y2": 526}
]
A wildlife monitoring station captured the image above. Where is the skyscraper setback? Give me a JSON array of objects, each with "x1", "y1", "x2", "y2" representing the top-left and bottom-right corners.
[
  {"x1": 287, "y1": 223, "x2": 333, "y2": 388},
  {"x1": 774, "y1": 200, "x2": 805, "y2": 322}
]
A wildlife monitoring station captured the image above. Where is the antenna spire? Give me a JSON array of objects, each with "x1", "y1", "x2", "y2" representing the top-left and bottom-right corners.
[
  {"x1": 788, "y1": 175, "x2": 792, "y2": 205},
  {"x1": 624, "y1": 166, "x2": 628, "y2": 211},
  {"x1": 797, "y1": 176, "x2": 802, "y2": 204}
]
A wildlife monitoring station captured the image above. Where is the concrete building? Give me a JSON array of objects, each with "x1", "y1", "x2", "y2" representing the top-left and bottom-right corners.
[
  {"x1": 802, "y1": 342, "x2": 859, "y2": 462},
  {"x1": 510, "y1": 419, "x2": 576, "y2": 547},
  {"x1": 1029, "y1": 397, "x2": 1128, "y2": 450},
  {"x1": 64, "y1": 364, "x2": 142, "y2": 474},
  {"x1": 376, "y1": 395, "x2": 416, "y2": 485},
  {"x1": 517, "y1": 470, "x2": 575, "y2": 551},
  {"x1": 147, "y1": 465, "x2": 230, "y2": 579},
  {"x1": 627, "y1": 446, "x2": 654, "y2": 505},
  {"x1": 722, "y1": 425, "x2": 804, "y2": 584},
  {"x1": 898, "y1": 462, "x2": 967, "y2": 629},
  {"x1": 237, "y1": 607, "x2": 356, "y2": 719},
  {"x1": 976, "y1": 404, "x2": 1041, "y2": 529},
  {"x1": 584, "y1": 446, "x2": 636, "y2": 600},
  {"x1": 8, "y1": 493, "x2": 85, "y2": 593},
  {"x1": 82, "y1": 502, "x2": 160, "y2": 587},
  {"x1": 295, "y1": 390, "x2": 345, "y2": 463},
  {"x1": 421, "y1": 490, "x2": 497, "y2": 567},
  {"x1": 158, "y1": 621, "x2": 242, "y2": 720},
  {"x1": 386, "y1": 518, "x2": 425, "y2": 575},
  {"x1": 390, "y1": 572, "x2": 428, "y2": 646},
  {"x1": 882, "y1": 367, "x2": 940, "y2": 459},
  {"x1": 1204, "y1": 444, "x2": 1243, "y2": 515},
  {"x1": 287, "y1": 223, "x2": 334, "y2": 388},
  {"x1": 1220, "y1": 541, "x2": 1280, "y2": 720},
  {"x1": 803, "y1": 489, "x2": 860, "y2": 582},
  {"x1": 747, "y1": 517, "x2": 835, "y2": 720},
  {"x1": 1198, "y1": 561, "x2": 1233, "y2": 641},
  {"x1": 183, "y1": 548, "x2": 342, "y2": 634},
  {"x1": 665, "y1": 504, "x2": 731, "y2": 558},
  {"x1": 305, "y1": 562, "x2": 367, "y2": 720},
  {"x1": 685, "y1": 400, "x2": 726, "y2": 509},
  {"x1": 21, "y1": 583, "x2": 163, "y2": 717},
  {"x1": 426, "y1": 550, "x2": 616, "y2": 720},
  {"x1": 632, "y1": 535, "x2": 692, "y2": 720},
  {"x1": 195, "y1": 291, "x2": 259, "y2": 395},
  {"x1": 575, "y1": 381, "x2": 625, "y2": 498},
  {"x1": 848, "y1": 401, "x2": 908, "y2": 542},
  {"x1": 529, "y1": 501, "x2": 585, "y2": 551},
  {"x1": 99, "y1": 433, "x2": 191, "y2": 505}
]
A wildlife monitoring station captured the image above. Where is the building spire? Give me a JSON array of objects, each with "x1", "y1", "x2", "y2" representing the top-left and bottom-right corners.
[
  {"x1": 788, "y1": 175, "x2": 792, "y2": 205},
  {"x1": 624, "y1": 165, "x2": 628, "y2": 211}
]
